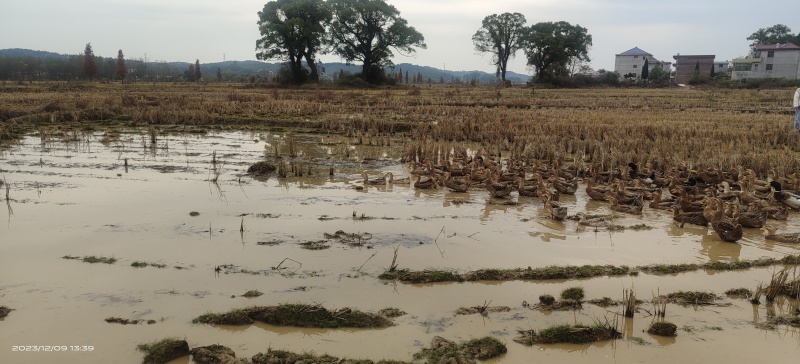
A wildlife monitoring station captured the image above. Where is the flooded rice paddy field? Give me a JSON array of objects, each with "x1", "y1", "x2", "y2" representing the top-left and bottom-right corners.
[{"x1": 1, "y1": 129, "x2": 799, "y2": 364}]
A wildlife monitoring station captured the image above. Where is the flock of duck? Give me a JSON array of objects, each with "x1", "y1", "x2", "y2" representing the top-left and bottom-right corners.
[{"x1": 361, "y1": 157, "x2": 800, "y2": 244}]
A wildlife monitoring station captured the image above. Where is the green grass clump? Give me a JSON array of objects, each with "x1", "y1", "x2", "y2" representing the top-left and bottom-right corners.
[
  {"x1": 378, "y1": 269, "x2": 464, "y2": 283},
  {"x1": 189, "y1": 211, "x2": 200, "y2": 216},
  {"x1": 560, "y1": 287, "x2": 585, "y2": 300},
  {"x1": 193, "y1": 304, "x2": 392, "y2": 328},
  {"x1": 514, "y1": 323, "x2": 621, "y2": 345},
  {"x1": 666, "y1": 291, "x2": 717, "y2": 305},
  {"x1": 131, "y1": 261, "x2": 148, "y2": 268},
  {"x1": 137, "y1": 338, "x2": 189, "y2": 364}
]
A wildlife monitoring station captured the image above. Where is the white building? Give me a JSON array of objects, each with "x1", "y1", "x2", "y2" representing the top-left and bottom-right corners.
[
  {"x1": 614, "y1": 47, "x2": 671, "y2": 78},
  {"x1": 732, "y1": 43, "x2": 800, "y2": 80}
]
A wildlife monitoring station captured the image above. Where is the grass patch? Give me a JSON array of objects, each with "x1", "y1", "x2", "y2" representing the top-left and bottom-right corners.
[
  {"x1": 63, "y1": 255, "x2": 117, "y2": 264},
  {"x1": 587, "y1": 297, "x2": 618, "y2": 307},
  {"x1": 299, "y1": 241, "x2": 330, "y2": 250},
  {"x1": 647, "y1": 321, "x2": 677, "y2": 336},
  {"x1": 666, "y1": 291, "x2": 717, "y2": 305},
  {"x1": 189, "y1": 345, "x2": 238, "y2": 364},
  {"x1": 757, "y1": 314, "x2": 800, "y2": 330},
  {"x1": 379, "y1": 307, "x2": 406, "y2": 318},
  {"x1": 725, "y1": 288, "x2": 753, "y2": 299},
  {"x1": 378, "y1": 255, "x2": 800, "y2": 284},
  {"x1": 189, "y1": 211, "x2": 200, "y2": 216},
  {"x1": 514, "y1": 323, "x2": 621, "y2": 345},
  {"x1": 413, "y1": 336, "x2": 506, "y2": 363},
  {"x1": 639, "y1": 263, "x2": 700, "y2": 274},
  {"x1": 252, "y1": 349, "x2": 411, "y2": 364},
  {"x1": 137, "y1": 338, "x2": 189, "y2": 364},
  {"x1": 241, "y1": 290, "x2": 263, "y2": 298},
  {"x1": 192, "y1": 304, "x2": 392, "y2": 328},
  {"x1": 378, "y1": 269, "x2": 464, "y2": 283},
  {"x1": 560, "y1": 287, "x2": 585, "y2": 300},
  {"x1": 0, "y1": 306, "x2": 11, "y2": 319},
  {"x1": 455, "y1": 305, "x2": 511, "y2": 316},
  {"x1": 131, "y1": 261, "x2": 148, "y2": 268}
]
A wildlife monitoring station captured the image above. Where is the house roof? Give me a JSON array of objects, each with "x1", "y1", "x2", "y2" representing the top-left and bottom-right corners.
[
  {"x1": 754, "y1": 42, "x2": 800, "y2": 51},
  {"x1": 617, "y1": 47, "x2": 652, "y2": 56}
]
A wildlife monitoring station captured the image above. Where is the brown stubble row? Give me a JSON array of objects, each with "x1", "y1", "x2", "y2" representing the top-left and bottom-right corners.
[{"x1": 0, "y1": 82, "x2": 797, "y2": 177}]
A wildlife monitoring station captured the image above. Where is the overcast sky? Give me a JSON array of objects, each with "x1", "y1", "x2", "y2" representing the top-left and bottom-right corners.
[{"x1": 1, "y1": 0, "x2": 797, "y2": 74}]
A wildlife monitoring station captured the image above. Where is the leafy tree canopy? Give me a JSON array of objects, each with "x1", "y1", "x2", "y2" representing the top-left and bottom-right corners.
[
  {"x1": 522, "y1": 21, "x2": 591, "y2": 82},
  {"x1": 747, "y1": 24, "x2": 799, "y2": 48},
  {"x1": 256, "y1": 0, "x2": 330, "y2": 83},
  {"x1": 472, "y1": 12, "x2": 526, "y2": 83},
  {"x1": 328, "y1": 0, "x2": 425, "y2": 84}
]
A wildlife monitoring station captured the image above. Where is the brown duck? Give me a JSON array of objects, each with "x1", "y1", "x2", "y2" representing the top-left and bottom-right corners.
[
  {"x1": 761, "y1": 225, "x2": 800, "y2": 244},
  {"x1": 671, "y1": 205, "x2": 708, "y2": 227}
]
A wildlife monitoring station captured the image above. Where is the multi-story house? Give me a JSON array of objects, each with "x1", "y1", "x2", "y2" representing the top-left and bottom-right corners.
[
  {"x1": 731, "y1": 43, "x2": 800, "y2": 80},
  {"x1": 614, "y1": 47, "x2": 671, "y2": 79},
  {"x1": 672, "y1": 54, "x2": 715, "y2": 84}
]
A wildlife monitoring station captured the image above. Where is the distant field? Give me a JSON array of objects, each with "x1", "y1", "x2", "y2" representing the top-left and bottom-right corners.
[{"x1": 1, "y1": 82, "x2": 798, "y2": 176}]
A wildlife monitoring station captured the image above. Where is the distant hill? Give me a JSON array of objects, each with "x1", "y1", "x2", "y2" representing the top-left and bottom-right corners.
[
  {"x1": 0, "y1": 48, "x2": 530, "y2": 84},
  {"x1": 0, "y1": 48, "x2": 71, "y2": 59}
]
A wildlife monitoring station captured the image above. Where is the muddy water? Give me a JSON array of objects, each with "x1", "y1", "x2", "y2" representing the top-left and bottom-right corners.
[{"x1": 0, "y1": 130, "x2": 798, "y2": 364}]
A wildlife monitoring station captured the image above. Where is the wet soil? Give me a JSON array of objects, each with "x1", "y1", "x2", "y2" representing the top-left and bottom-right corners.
[{"x1": 1, "y1": 130, "x2": 799, "y2": 363}]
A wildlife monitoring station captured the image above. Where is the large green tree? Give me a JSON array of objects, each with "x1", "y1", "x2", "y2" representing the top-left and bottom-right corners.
[
  {"x1": 746, "y1": 24, "x2": 799, "y2": 48},
  {"x1": 472, "y1": 12, "x2": 526, "y2": 83},
  {"x1": 328, "y1": 0, "x2": 425, "y2": 84},
  {"x1": 522, "y1": 21, "x2": 592, "y2": 82},
  {"x1": 256, "y1": 0, "x2": 330, "y2": 83}
]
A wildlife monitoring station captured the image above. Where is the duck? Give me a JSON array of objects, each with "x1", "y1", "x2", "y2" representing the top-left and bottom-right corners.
[
  {"x1": 709, "y1": 200, "x2": 743, "y2": 243},
  {"x1": 544, "y1": 193, "x2": 568, "y2": 221},
  {"x1": 769, "y1": 181, "x2": 800, "y2": 210},
  {"x1": 444, "y1": 173, "x2": 471, "y2": 193},
  {"x1": 737, "y1": 202, "x2": 766, "y2": 228},
  {"x1": 362, "y1": 172, "x2": 386, "y2": 186},
  {"x1": 549, "y1": 175, "x2": 578, "y2": 195},
  {"x1": 649, "y1": 192, "x2": 674, "y2": 210},
  {"x1": 485, "y1": 176, "x2": 513, "y2": 199},
  {"x1": 755, "y1": 199, "x2": 789, "y2": 220},
  {"x1": 585, "y1": 179, "x2": 610, "y2": 201},
  {"x1": 413, "y1": 175, "x2": 438, "y2": 190},
  {"x1": 761, "y1": 225, "x2": 800, "y2": 244},
  {"x1": 671, "y1": 205, "x2": 708, "y2": 227},
  {"x1": 574, "y1": 212, "x2": 612, "y2": 228},
  {"x1": 386, "y1": 172, "x2": 410, "y2": 185},
  {"x1": 609, "y1": 196, "x2": 642, "y2": 215},
  {"x1": 515, "y1": 177, "x2": 539, "y2": 197}
]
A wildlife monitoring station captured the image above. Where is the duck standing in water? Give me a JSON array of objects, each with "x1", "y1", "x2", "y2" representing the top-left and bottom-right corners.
[
  {"x1": 761, "y1": 224, "x2": 800, "y2": 244},
  {"x1": 769, "y1": 181, "x2": 800, "y2": 210}
]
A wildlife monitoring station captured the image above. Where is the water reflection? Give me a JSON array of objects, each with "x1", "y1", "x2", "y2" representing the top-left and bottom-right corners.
[{"x1": 699, "y1": 232, "x2": 742, "y2": 262}]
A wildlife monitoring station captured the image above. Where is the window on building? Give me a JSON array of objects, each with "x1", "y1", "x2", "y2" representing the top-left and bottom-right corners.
[
  {"x1": 734, "y1": 63, "x2": 752, "y2": 71},
  {"x1": 766, "y1": 64, "x2": 773, "y2": 71},
  {"x1": 767, "y1": 51, "x2": 774, "y2": 57},
  {"x1": 633, "y1": 65, "x2": 637, "y2": 68},
  {"x1": 634, "y1": 55, "x2": 638, "y2": 59}
]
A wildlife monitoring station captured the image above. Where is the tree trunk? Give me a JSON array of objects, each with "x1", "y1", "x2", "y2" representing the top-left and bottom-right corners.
[{"x1": 304, "y1": 53, "x2": 319, "y2": 83}]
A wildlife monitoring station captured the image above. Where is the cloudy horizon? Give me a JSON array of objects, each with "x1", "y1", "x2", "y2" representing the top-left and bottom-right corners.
[{"x1": 1, "y1": 0, "x2": 797, "y2": 75}]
